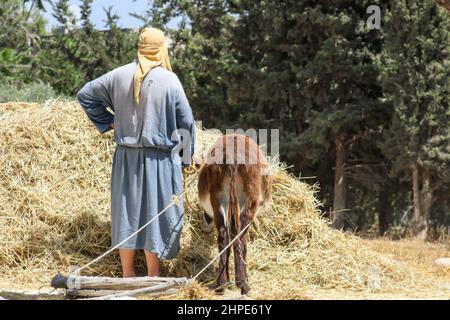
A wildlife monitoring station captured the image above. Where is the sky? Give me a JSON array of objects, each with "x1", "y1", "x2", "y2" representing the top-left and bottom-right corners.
[{"x1": 42, "y1": 0, "x2": 152, "y2": 30}]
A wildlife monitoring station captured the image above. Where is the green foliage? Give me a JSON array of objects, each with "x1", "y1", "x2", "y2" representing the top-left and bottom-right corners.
[
  {"x1": 0, "y1": 0, "x2": 47, "y2": 83},
  {"x1": 27, "y1": 0, "x2": 138, "y2": 95},
  {"x1": 0, "y1": 82, "x2": 58, "y2": 103},
  {"x1": 381, "y1": 0, "x2": 450, "y2": 174},
  {"x1": 379, "y1": 0, "x2": 450, "y2": 234},
  {"x1": 0, "y1": 0, "x2": 139, "y2": 95}
]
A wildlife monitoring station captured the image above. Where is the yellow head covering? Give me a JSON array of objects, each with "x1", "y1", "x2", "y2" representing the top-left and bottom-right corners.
[{"x1": 133, "y1": 27, "x2": 172, "y2": 105}]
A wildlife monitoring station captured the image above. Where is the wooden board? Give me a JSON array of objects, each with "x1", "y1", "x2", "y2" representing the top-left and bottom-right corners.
[
  {"x1": 67, "y1": 288, "x2": 179, "y2": 298},
  {"x1": 65, "y1": 275, "x2": 187, "y2": 290}
]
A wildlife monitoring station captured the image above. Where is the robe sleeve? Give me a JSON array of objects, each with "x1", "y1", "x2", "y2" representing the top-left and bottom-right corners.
[
  {"x1": 174, "y1": 77, "x2": 196, "y2": 166},
  {"x1": 76, "y1": 72, "x2": 115, "y2": 134}
]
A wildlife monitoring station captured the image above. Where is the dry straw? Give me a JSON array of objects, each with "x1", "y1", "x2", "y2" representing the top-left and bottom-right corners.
[{"x1": 0, "y1": 100, "x2": 447, "y2": 299}]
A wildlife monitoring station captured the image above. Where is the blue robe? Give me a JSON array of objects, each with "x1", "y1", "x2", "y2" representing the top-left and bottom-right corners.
[{"x1": 77, "y1": 63, "x2": 195, "y2": 259}]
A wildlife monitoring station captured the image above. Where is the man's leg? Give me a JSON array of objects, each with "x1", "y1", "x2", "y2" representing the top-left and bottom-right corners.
[
  {"x1": 144, "y1": 250, "x2": 159, "y2": 276},
  {"x1": 119, "y1": 249, "x2": 136, "y2": 277}
]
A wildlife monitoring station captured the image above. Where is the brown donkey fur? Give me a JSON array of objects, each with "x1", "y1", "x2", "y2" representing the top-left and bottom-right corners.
[{"x1": 197, "y1": 134, "x2": 272, "y2": 295}]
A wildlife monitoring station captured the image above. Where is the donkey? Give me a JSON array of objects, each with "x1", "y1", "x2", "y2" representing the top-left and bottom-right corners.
[{"x1": 197, "y1": 134, "x2": 272, "y2": 294}]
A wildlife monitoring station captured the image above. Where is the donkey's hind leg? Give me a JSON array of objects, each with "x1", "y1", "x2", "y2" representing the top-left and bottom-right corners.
[
  {"x1": 231, "y1": 211, "x2": 253, "y2": 295},
  {"x1": 212, "y1": 197, "x2": 230, "y2": 294}
]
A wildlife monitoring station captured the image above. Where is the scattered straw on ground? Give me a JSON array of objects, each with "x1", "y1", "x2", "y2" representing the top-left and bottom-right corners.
[{"x1": 0, "y1": 100, "x2": 449, "y2": 299}]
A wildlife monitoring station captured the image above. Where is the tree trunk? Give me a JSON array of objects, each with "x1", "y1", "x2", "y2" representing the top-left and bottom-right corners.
[
  {"x1": 419, "y1": 170, "x2": 432, "y2": 239},
  {"x1": 412, "y1": 164, "x2": 421, "y2": 226},
  {"x1": 332, "y1": 134, "x2": 348, "y2": 230},
  {"x1": 411, "y1": 164, "x2": 430, "y2": 239},
  {"x1": 378, "y1": 187, "x2": 392, "y2": 236}
]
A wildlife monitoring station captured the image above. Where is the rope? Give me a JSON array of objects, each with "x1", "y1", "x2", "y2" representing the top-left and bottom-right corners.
[
  {"x1": 70, "y1": 167, "x2": 201, "y2": 276},
  {"x1": 70, "y1": 201, "x2": 175, "y2": 276},
  {"x1": 191, "y1": 222, "x2": 251, "y2": 281},
  {"x1": 83, "y1": 224, "x2": 252, "y2": 300}
]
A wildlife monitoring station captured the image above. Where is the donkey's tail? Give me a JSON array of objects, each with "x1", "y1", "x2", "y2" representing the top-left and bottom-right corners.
[{"x1": 228, "y1": 165, "x2": 240, "y2": 236}]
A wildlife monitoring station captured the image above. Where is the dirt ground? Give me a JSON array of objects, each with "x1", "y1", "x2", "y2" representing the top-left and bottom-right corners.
[{"x1": 1, "y1": 238, "x2": 449, "y2": 300}]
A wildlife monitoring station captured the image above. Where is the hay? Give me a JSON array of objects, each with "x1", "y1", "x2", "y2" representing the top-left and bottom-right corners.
[{"x1": 0, "y1": 100, "x2": 448, "y2": 299}]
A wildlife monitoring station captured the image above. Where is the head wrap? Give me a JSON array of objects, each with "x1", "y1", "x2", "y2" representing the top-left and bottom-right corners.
[{"x1": 133, "y1": 27, "x2": 172, "y2": 105}]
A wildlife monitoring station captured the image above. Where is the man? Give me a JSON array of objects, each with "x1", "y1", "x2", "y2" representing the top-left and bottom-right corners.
[{"x1": 77, "y1": 27, "x2": 195, "y2": 277}]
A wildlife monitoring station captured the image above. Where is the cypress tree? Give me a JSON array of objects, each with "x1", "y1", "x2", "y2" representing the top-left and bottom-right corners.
[{"x1": 380, "y1": 0, "x2": 450, "y2": 238}]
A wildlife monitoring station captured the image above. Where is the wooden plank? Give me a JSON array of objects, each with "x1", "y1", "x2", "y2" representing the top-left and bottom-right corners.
[
  {"x1": 67, "y1": 289, "x2": 122, "y2": 298},
  {"x1": 68, "y1": 287, "x2": 179, "y2": 298},
  {"x1": 66, "y1": 276, "x2": 187, "y2": 290},
  {"x1": 84, "y1": 278, "x2": 188, "y2": 300}
]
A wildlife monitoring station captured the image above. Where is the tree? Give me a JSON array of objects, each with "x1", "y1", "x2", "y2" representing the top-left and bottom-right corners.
[
  {"x1": 80, "y1": 0, "x2": 94, "y2": 33},
  {"x1": 140, "y1": 0, "x2": 238, "y2": 128},
  {"x1": 0, "y1": 0, "x2": 47, "y2": 83},
  {"x1": 226, "y1": 0, "x2": 388, "y2": 230},
  {"x1": 148, "y1": 0, "x2": 391, "y2": 231},
  {"x1": 29, "y1": 0, "x2": 138, "y2": 95},
  {"x1": 380, "y1": 0, "x2": 450, "y2": 238},
  {"x1": 23, "y1": 0, "x2": 47, "y2": 20}
]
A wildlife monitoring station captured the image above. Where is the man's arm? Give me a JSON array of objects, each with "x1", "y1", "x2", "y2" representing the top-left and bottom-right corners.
[
  {"x1": 174, "y1": 77, "x2": 196, "y2": 166},
  {"x1": 77, "y1": 72, "x2": 115, "y2": 134}
]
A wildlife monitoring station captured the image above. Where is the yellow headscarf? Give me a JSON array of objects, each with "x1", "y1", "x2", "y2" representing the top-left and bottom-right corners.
[{"x1": 133, "y1": 27, "x2": 172, "y2": 105}]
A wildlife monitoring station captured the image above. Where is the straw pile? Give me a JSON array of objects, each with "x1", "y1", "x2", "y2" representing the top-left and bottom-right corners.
[{"x1": 0, "y1": 100, "x2": 447, "y2": 299}]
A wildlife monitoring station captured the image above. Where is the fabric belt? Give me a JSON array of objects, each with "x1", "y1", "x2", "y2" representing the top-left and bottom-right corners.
[{"x1": 116, "y1": 144, "x2": 173, "y2": 152}]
